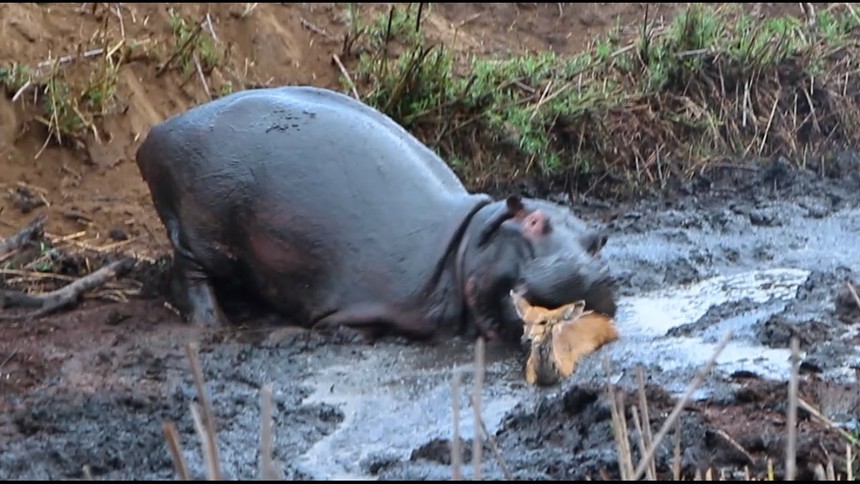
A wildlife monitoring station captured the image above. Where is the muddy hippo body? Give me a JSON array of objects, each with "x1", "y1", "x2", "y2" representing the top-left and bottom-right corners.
[{"x1": 135, "y1": 86, "x2": 616, "y2": 341}]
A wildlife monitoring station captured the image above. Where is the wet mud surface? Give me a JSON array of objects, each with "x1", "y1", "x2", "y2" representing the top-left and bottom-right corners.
[{"x1": 2, "y1": 155, "x2": 859, "y2": 480}]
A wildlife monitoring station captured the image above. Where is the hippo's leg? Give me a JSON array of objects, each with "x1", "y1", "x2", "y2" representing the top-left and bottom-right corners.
[
  {"x1": 169, "y1": 253, "x2": 228, "y2": 327},
  {"x1": 161, "y1": 214, "x2": 228, "y2": 328}
]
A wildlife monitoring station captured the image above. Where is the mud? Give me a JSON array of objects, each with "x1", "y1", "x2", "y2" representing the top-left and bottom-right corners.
[
  {"x1": 2, "y1": 154, "x2": 859, "y2": 480},
  {"x1": 2, "y1": 2, "x2": 860, "y2": 482}
]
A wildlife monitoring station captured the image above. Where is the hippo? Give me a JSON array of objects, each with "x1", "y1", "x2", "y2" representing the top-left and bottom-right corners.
[{"x1": 134, "y1": 85, "x2": 616, "y2": 342}]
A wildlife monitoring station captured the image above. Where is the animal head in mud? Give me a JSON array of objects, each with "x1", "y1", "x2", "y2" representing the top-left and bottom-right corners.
[
  {"x1": 512, "y1": 289, "x2": 620, "y2": 387},
  {"x1": 459, "y1": 195, "x2": 617, "y2": 342}
]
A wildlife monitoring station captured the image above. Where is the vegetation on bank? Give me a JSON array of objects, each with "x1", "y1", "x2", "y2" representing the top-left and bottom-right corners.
[
  {"x1": 0, "y1": 7, "x2": 221, "y2": 156},
  {"x1": 339, "y1": 3, "x2": 860, "y2": 195},
  {"x1": 1, "y1": 3, "x2": 859, "y2": 195}
]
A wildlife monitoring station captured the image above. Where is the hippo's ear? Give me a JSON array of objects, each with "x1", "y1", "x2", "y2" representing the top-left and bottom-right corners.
[
  {"x1": 505, "y1": 195, "x2": 525, "y2": 214},
  {"x1": 476, "y1": 194, "x2": 526, "y2": 247},
  {"x1": 581, "y1": 230, "x2": 608, "y2": 257}
]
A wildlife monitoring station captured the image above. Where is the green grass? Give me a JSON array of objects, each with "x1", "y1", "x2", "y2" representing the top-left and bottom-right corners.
[
  {"x1": 0, "y1": 9, "x2": 224, "y2": 151},
  {"x1": 338, "y1": 4, "x2": 860, "y2": 196},
  {"x1": 167, "y1": 9, "x2": 222, "y2": 77}
]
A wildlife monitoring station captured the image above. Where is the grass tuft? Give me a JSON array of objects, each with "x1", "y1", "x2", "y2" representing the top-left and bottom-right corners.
[{"x1": 339, "y1": 4, "x2": 860, "y2": 196}]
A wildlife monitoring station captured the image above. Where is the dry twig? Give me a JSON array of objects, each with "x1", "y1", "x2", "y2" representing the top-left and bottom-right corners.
[
  {"x1": 332, "y1": 54, "x2": 360, "y2": 100},
  {"x1": 163, "y1": 421, "x2": 191, "y2": 480},
  {"x1": 0, "y1": 257, "x2": 135, "y2": 320},
  {"x1": 0, "y1": 214, "x2": 46, "y2": 259},
  {"x1": 300, "y1": 18, "x2": 335, "y2": 40}
]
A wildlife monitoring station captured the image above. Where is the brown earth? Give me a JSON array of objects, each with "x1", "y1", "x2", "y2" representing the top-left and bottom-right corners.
[{"x1": 2, "y1": 3, "x2": 856, "y2": 481}]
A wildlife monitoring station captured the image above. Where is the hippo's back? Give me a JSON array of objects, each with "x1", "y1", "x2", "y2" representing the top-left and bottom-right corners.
[{"x1": 137, "y1": 86, "x2": 491, "y2": 315}]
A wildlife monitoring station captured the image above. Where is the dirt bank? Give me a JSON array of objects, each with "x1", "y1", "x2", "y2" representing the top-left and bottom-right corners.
[{"x1": 2, "y1": 3, "x2": 858, "y2": 481}]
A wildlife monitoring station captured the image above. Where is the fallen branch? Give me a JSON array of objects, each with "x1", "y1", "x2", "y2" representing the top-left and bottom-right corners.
[
  {"x1": 0, "y1": 214, "x2": 47, "y2": 259},
  {"x1": 0, "y1": 257, "x2": 135, "y2": 320}
]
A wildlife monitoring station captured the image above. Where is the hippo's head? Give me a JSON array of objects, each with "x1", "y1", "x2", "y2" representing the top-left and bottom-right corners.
[{"x1": 457, "y1": 195, "x2": 617, "y2": 342}]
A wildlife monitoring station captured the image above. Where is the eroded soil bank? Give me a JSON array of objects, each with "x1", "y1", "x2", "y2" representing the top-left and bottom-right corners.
[{"x1": 2, "y1": 155, "x2": 858, "y2": 481}]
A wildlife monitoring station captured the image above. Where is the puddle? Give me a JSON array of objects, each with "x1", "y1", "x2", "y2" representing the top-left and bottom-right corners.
[
  {"x1": 292, "y1": 267, "x2": 819, "y2": 479},
  {"x1": 592, "y1": 268, "x2": 813, "y2": 395},
  {"x1": 620, "y1": 268, "x2": 811, "y2": 337},
  {"x1": 294, "y1": 341, "x2": 530, "y2": 480}
]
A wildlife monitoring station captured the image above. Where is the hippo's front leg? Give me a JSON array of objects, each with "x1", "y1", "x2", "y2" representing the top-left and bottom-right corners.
[{"x1": 169, "y1": 251, "x2": 228, "y2": 327}]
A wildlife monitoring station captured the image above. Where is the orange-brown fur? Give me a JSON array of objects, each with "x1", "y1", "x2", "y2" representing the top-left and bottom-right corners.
[{"x1": 512, "y1": 290, "x2": 620, "y2": 386}]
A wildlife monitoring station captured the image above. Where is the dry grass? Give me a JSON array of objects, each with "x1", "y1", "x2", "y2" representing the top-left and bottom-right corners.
[
  {"x1": 0, "y1": 5, "x2": 225, "y2": 157},
  {"x1": 341, "y1": 3, "x2": 860, "y2": 195}
]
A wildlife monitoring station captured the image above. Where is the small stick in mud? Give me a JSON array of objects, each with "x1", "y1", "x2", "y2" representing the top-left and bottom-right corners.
[
  {"x1": 82, "y1": 464, "x2": 93, "y2": 480},
  {"x1": 714, "y1": 429, "x2": 755, "y2": 465},
  {"x1": 630, "y1": 405, "x2": 654, "y2": 481},
  {"x1": 300, "y1": 18, "x2": 335, "y2": 40},
  {"x1": 468, "y1": 393, "x2": 513, "y2": 480},
  {"x1": 472, "y1": 337, "x2": 485, "y2": 480},
  {"x1": 786, "y1": 337, "x2": 800, "y2": 481},
  {"x1": 605, "y1": 367, "x2": 633, "y2": 480},
  {"x1": 260, "y1": 384, "x2": 281, "y2": 480},
  {"x1": 629, "y1": 405, "x2": 654, "y2": 481},
  {"x1": 189, "y1": 402, "x2": 220, "y2": 480},
  {"x1": 635, "y1": 366, "x2": 657, "y2": 479},
  {"x1": 672, "y1": 419, "x2": 681, "y2": 481},
  {"x1": 162, "y1": 421, "x2": 191, "y2": 480},
  {"x1": 184, "y1": 342, "x2": 223, "y2": 480},
  {"x1": 797, "y1": 398, "x2": 859, "y2": 445},
  {"x1": 0, "y1": 214, "x2": 46, "y2": 259},
  {"x1": 631, "y1": 330, "x2": 735, "y2": 481},
  {"x1": 451, "y1": 370, "x2": 463, "y2": 481},
  {"x1": 845, "y1": 280, "x2": 860, "y2": 310},
  {"x1": 0, "y1": 257, "x2": 135, "y2": 320}
]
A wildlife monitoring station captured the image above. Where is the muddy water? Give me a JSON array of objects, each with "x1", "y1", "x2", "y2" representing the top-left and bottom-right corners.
[{"x1": 2, "y1": 163, "x2": 859, "y2": 480}]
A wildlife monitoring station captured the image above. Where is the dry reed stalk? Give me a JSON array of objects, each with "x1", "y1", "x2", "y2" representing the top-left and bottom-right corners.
[
  {"x1": 472, "y1": 337, "x2": 485, "y2": 480},
  {"x1": 632, "y1": 331, "x2": 734, "y2": 480}
]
